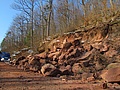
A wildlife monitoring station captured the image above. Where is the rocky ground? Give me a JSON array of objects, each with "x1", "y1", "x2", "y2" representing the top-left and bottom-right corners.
[
  {"x1": 1, "y1": 21, "x2": 120, "y2": 90},
  {"x1": 1, "y1": 62, "x2": 120, "y2": 90}
]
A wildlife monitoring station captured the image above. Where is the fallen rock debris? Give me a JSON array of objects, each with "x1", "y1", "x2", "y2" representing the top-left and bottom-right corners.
[{"x1": 10, "y1": 23, "x2": 120, "y2": 84}]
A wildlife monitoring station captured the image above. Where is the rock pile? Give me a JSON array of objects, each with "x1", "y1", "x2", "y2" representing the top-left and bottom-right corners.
[{"x1": 10, "y1": 23, "x2": 120, "y2": 83}]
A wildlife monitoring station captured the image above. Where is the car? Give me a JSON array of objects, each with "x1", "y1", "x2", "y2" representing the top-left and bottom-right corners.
[{"x1": 0, "y1": 52, "x2": 10, "y2": 62}]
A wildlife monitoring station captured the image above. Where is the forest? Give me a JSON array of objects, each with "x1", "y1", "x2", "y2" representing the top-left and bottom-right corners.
[{"x1": 1, "y1": 0, "x2": 120, "y2": 54}]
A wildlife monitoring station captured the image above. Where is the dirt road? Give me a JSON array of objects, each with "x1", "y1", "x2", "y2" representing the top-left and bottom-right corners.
[{"x1": 0, "y1": 62, "x2": 115, "y2": 90}]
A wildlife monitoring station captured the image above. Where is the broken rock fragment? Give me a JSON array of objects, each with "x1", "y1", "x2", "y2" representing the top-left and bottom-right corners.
[
  {"x1": 41, "y1": 63, "x2": 61, "y2": 77},
  {"x1": 101, "y1": 67, "x2": 120, "y2": 83}
]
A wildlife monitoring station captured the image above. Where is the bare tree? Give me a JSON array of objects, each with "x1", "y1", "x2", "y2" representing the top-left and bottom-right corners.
[
  {"x1": 12, "y1": 0, "x2": 38, "y2": 48},
  {"x1": 46, "y1": 0, "x2": 53, "y2": 36},
  {"x1": 110, "y1": 0, "x2": 114, "y2": 9}
]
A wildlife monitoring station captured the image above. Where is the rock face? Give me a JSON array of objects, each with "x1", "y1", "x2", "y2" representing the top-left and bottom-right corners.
[
  {"x1": 10, "y1": 22, "x2": 120, "y2": 85},
  {"x1": 101, "y1": 67, "x2": 120, "y2": 83}
]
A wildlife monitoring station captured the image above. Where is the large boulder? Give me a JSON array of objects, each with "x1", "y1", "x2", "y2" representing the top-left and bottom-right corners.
[
  {"x1": 101, "y1": 67, "x2": 120, "y2": 83},
  {"x1": 81, "y1": 72, "x2": 94, "y2": 81},
  {"x1": 18, "y1": 59, "x2": 28, "y2": 66},
  {"x1": 15, "y1": 56, "x2": 26, "y2": 65},
  {"x1": 35, "y1": 52, "x2": 47, "y2": 59},
  {"x1": 48, "y1": 52, "x2": 60, "y2": 60},
  {"x1": 37, "y1": 43, "x2": 45, "y2": 53},
  {"x1": 80, "y1": 60, "x2": 90, "y2": 67},
  {"x1": 72, "y1": 63, "x2": 83, "y2": 76},
  {"x1": 66, "y1": 48, "x2": 84, "y2": 59},
  {"x1": 29, "y1": 65, "x2": 40, "y2": 72},
  {"x1": 28, "y1": 56, "x2": 41, "y2": 66},
  {"x1": 41, "y1": 63, "x2": 61, "y2": 77},
  {"x1": 59, "y1": 65, "x2": 72, "y2": 75},
  {"x1": 28, "y1": 56, "x2": 41, "y2": 72},
  {"x1": 79, "y1": 49, "x2": 94, "y2": 60},
  {"x1": 72, "y1": 39, "x2": 81, "y2": 47},
  {"x1": 106, "y1": 63, "x2": 120, "y2": 70},
  {"x1": 62, "y1": 42, "x2": 72, "y2": 52}
]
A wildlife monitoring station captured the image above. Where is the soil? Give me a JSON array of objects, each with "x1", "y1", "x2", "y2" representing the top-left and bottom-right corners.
[
  {"x1": 1, "y1": 23, "x2": 120, "y2": 90},
  {"x1": 0, "y1": 62, "x2": 118, "y2": 90}
]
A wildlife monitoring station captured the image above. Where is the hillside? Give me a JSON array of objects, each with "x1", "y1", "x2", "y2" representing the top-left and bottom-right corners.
[
  {"x1": 7, "y1": 16, "x2": 119, "y2": 87},
  {"x1": 1, "y1": 19, "x2": 120, "y2": 89},
  {"x1": 0, "y1": 0, "x2": 120, "y2": 89}
]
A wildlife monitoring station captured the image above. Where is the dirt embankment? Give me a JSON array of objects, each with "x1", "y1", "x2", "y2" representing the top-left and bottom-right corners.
[{"x1": 1, "y1": 21, "x2": 120, "y2": 90}]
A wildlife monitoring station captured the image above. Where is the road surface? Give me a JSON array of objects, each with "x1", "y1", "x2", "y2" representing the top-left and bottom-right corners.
[{"x1": 0, "y1": 62, "x2": 113, "y2": 90}]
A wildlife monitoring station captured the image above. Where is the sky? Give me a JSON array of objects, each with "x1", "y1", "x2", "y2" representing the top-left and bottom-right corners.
[{"x1": 0, "y1": 0, "x2": 18, "y2": 44}]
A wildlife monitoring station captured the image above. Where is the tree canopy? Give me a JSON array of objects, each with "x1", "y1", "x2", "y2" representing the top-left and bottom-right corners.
[{"x1": 1, "y1": 0, "x2": 120, "y2": 53}]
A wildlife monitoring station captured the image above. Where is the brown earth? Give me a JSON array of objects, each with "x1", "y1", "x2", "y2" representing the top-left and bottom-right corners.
[
  {"x1": 0, "y1": 62, "x2": 120, "y2": 90},
  {"x1": 1, "y1": 19, "x2": 120, "y2": 90}
]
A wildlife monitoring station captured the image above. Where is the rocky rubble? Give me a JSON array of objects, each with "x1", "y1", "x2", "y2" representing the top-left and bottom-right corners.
[{"x1": 10, "y1": 23, "x2": 120, "y2": 84}]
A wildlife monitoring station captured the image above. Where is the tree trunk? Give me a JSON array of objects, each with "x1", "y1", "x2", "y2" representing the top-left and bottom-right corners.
[
  {"x1": 31, "y1": 0, "x2": 34, "y2": 49},
  {"x1": 47, "y1": 0, "x2": 53, "y2": 37},
  {"x1": 110, "y1": 0, "x2": 114, "y2": 9},
  {"x1": 82, "y1": 0, "x2": 86, "y2": 17}
]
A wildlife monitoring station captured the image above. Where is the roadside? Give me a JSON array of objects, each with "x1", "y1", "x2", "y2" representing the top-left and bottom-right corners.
[{"x1": 1, "y1": 62, "x2": 120, "y2": 90}]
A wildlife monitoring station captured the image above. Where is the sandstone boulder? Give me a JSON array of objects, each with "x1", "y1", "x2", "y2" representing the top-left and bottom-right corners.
[
  {"x1": 66, "y1": 48, "x2": 83, "y2": 59},
  {"x1": 41, "y1": 63, "x2": 61, "y2": 77},
  {"x1": 79, "y1": 49, "x2": 94, "y2": 60},
  {"x1": 48, "y1": 52, "x2": 60, "y2": 60},
  {"x1": 28, "y1": 56, "x2": 41, "y2": 66},
  {"x1": 35, "y1": 52, "x2": 47, "y2": 59},
  {"x1": 106, "y1": 63, "x2": 120, "y2": 70},
  {"x1": 15, "y1": 56, "x2": 26, "y2": 65},
  {"x1": 62, "y1": 42, "x2": 72, "y2": 52},
  {"x1": 81, "y1": 72, "x2": 95, "y2": 82},
  {"x1": 29, "y1": 65, "x2": 40, "y2": 72},
  {"x1": 59, "y1": 65, "x2": 72, "y2": 75},
  {"x1": 28, "y1": 56, "x2": 41, "y2": 72},
  {"x1": 80, "y1": 60, "x2": 90, "y2": 67},
  {"x1": 101, "y1": 67, "x2": 120, "y2": 83},
  {"x1": 72, "y1": 63, "x2": 83, "y2": 75},
  {"x1": 72, "y1": 39, "x2": 80, "y2": 47}
]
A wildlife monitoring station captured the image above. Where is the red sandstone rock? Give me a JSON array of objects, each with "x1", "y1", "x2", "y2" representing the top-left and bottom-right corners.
[
  {"x1": 105, "y1": 49, "x2": 118, "y2": 58},
  {"x1": 41, "y1": 63, "x2": 61, "y2": 77},
  {"x1": 35, "y1": 52, "x2": 47, "y2": 59},
  {"x1": 101, "y1": 67, "x2": 120, "y2": 83},
  {"x1": 72, "y1": 63, "x2": 83, "y2": 75}
]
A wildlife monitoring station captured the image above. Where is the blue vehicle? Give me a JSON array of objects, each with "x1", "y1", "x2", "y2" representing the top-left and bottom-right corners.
[{"x1": 0, "y1": 52, "x2": 10, "y2": 62}]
